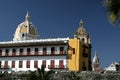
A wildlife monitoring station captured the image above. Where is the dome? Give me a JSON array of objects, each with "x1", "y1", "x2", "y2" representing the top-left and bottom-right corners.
[
  {"x1": 13, "y1": 12, "x2": 39, "y2": 41},
  {"x1": 74, "y1": 20, "x2": 91, "y2": 44},
  {"x1": 75, "y1": 20, "x2": 88, "y2": 36}
]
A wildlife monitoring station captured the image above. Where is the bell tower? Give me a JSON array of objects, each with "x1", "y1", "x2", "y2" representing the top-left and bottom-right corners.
[
  {"x1": 74, "y1": 20, "x2": 91, "y2": 44},
  {"x1": 74, "y1": 20, "x2": 92, "y2": 71}
]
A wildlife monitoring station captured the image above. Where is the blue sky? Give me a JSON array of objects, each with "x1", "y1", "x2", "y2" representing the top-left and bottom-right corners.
[{"x1": 0, "y1": 0, "x2": 119, "y2": 68}]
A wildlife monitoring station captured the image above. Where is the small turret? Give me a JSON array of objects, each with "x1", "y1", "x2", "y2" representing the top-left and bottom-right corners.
[{"x1": 92, "y1": 51, "x2": 101, "y2": 71}]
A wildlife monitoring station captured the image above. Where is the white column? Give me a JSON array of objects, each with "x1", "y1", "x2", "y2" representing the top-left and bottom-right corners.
[
  {"x1": 9, "y1": 48, "x2": 12, "y2": 56},
  {"x1": 55, "y1": 60, "x2": 59, "y2": 68},
  {"x1": 56, "y1": 46, "x2": 59, "y2": 54},
  {"x1": 23, "y1": 60, "x2": 26, "y2": 70},
  {"x1": 15, "y1": 60, "x2": 19, "y2": 71},
  {"x1": 39, "y1": 47, "x2": 42, "y2": 55},
  {"x1": 1, "y1": 61, "x2": 4, "y2": 67},
  {"x1": 47, "y1": 47, "x2": 51, "y2": 55},
  {"x1": 24, "y1": 48, "x2": 27, "y2": 55},
  {"x1": 30, "y1": 60, "x2": 34, "y2": 70},
  {"x1": 8, "y1": 61, "x2": 11, "y2": 68},
  {"x1": 2, "y1": 49, "x2": 5, "y2": 56},
  {"x1": 16, "y1": 48, "x2": 19, "y2": 56},
  {"x1": 64, "y1": 60, "x2": 67, "y2": 68},
  {"x1": 31, "y1": 47, "x2": 34, "y2": 55},
  {"x1": 38, "y1": 60, "x2": 42, "y2": 68},
  {"x1": 46, "y1": 60, "x2": 50, "y2": 71}
]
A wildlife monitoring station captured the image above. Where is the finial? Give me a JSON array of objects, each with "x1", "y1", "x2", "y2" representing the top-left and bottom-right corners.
[
  {"x1": 79, "y1": 19, "x2": 83, "y2": 27},
  {"x1": 95, "y1": 51, "x2": 97, "y2": 57},
  {"x1": 26, "y1": 11, "x2": 30, "y2": 21},
  {"x1": 93, "y1": 50, "x2": 98, "y2": 63}
]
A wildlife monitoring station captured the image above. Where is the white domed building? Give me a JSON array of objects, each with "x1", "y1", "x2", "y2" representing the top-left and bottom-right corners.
[{"x1": 13, "y1": 12, "x2": 39, "y2": 41}]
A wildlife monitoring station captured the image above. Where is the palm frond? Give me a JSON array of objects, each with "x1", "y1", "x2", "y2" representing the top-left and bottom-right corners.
[{"x1": 104, "y1": 0, "x2": 120, "y2": 23}]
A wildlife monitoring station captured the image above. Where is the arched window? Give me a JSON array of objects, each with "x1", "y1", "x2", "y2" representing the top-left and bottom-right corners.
[
  {"x1": 82, "y1": 38, "x2": 85, "y2": 42},
  {"x1": 22, "y1": 33, "x2": 25, "y2": 38}
]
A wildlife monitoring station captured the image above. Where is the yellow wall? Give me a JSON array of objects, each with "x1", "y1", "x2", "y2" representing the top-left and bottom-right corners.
[
  {"x1": 68, "y1": 38, "x2": 90, "y2": 72},
  {"x1": 68, "y1": 38, "x2": 82, "y2": 71}
]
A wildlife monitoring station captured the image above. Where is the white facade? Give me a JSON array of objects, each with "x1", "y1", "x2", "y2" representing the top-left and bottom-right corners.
[{"x1": 0, "y1": 38, "x2": 69, "y2": 72}]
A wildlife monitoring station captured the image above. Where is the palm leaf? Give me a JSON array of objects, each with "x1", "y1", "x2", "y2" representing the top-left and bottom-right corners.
[{"x1": 104, "y1": 0, "x2": 120, "y2": 23}]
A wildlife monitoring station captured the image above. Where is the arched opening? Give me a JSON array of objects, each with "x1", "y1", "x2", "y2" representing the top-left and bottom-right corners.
[{"x1": 82, "y1": 38, "x2": 85, "y2": 42}]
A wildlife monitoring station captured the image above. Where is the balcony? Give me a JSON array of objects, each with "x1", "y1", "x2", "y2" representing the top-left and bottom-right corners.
[
  {"x1": 0, "y1": 51, "x2": 67, "y2": 57},
  {"x1": 48, "y1": 65, "x2": 65, "y2": 69},
  {"x1": 0, "y1": 65, "x2": 10, "y2": 69}
]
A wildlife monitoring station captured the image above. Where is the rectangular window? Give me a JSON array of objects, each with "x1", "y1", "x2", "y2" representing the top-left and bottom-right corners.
[
  {"x1": 26, "y1": 61, "x2": 30, "y2": 68},
  {"x1": 83, "y1": 48, "x2": 88, "y2": 57},
  {"x1": 83, "y1": 48, "x2": 88, "y2": 54},
  {"x1": 51, "y1": 47, "x2": 55, "y2": 55},
  {"x1": 42, "y1": 60, "x2": 46, "y2": 68},
  {"x1": 60, "y1": 47, "x2": 64, "y2": 54},
  {"x1": 50, "y1": 60, "x2": 54, "y2": 68},
  {"x1": 12, "y1": 61, "x2": 15, "y2": 68},
  {"x1": 12, "y1": 49, "x2": 16, "y2": 56},
  {"x1": 20, "y1": 48, "x2": 23, "y2": 53},
  {"x1": 5, "y1": 49, "x2": 9, "y2": 53},
  {"x1": 83, "y1": 48, "x2": 85, "y2": 53},
  {"x1": 19, "y1": 48, "x2": 23, "y2": 56},
  {"x1": 73, "y1": 48, "x2": 75, "y2": 54},
  {"x1": 0, "y1": 49, "x2": 2, "y2": 56},
  {"x1": 59, "y1": 60, "x2": 64, "y2": 68},
  {"x1": 35, "y1": 48, "x2": 38, "y2": 55},
  {"x1": 85, "y1": 48, "x2": 88, "y2": 53},
  {"x1": 27, "y1": 48, "x2": 31, "y2": 55},
  {"x1": 13, "y1": 49, "x2": 16, "y2": 53},
  {"x1": 19, "y1": 61, "x2": 23, "y2": 68},
  {"x1": 82, "y1": 62, "x2": 86, "y2": 70},
  {"x1": 5, "y1": 49, "x2": 9, "y2": 56},
  {"x1": 4, "y1": 61, "x2": 8, "y2": 68},
  {"x1": 34, "y1": 61, "x2": 38, "y2": 68},
  {"x1": 43, "y1": 47, "x2": 47, "y2": 55}
]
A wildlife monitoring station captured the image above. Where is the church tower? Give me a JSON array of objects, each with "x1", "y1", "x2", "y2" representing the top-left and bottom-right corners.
[
  {"x1": 74, "y1": 20, "x2": 92, "y2": 70},
  {"x1": 92, "y1": 51, "x2": 101, "y2": 71}
]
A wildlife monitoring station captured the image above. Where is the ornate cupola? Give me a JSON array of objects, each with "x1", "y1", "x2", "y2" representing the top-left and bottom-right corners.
[
  {"x1": 13, "y1": 12, "x2": 39, "y2": 41},
  {"x1": 74, "y1": 20, "x2": 90, "y2": 44}
]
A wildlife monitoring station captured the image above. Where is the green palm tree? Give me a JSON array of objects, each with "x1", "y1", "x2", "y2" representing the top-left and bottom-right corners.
[
  {"x1": 37, "y1": 65, "x2": 54, "y2": 80},
  {"x1": 28, "y1": 65, "x2": 54, "y2": 80},
  {"x1": 27, "y1": 65, "x2": 54, "y2": 80},
  {"x1": 104, "y1": 0, "x2": 120, "y2": 23},
  {"x1": 28, "y1": 71, "x2": 38, "y2": 80}
]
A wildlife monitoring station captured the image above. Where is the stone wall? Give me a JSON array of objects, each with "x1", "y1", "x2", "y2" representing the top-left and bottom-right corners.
[{"x1": 49, "y1": 71, "x2": 120, "y2": 80}]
